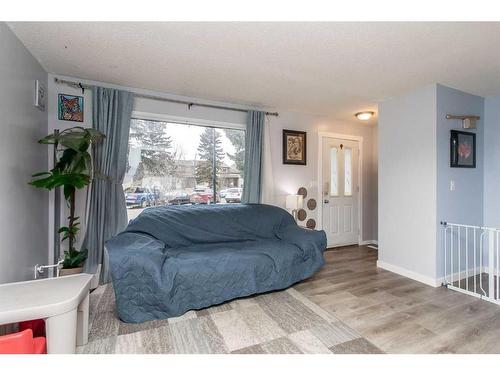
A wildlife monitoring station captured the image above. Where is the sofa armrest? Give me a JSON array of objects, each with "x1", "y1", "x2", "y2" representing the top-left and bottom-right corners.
[
  {"x1": 277, "y1": 225, "x2": 327, "y2": 256},
  {"x1": 106, "y1": 232, "x2": 168, "y2": 282}
]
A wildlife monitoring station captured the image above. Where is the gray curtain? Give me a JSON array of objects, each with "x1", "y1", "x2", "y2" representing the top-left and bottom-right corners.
[
  {"x1": 242, "y1": 110, "x2": 265, "y2": 203},
  {"x1": 82, "y1": 86, "x2": 134, "y2": 283}
]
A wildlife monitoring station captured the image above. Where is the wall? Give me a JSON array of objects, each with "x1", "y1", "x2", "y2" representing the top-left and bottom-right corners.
[
  {"x1": 378, "y1": 84, "x2": 438, "y2": 284},
  {"x1": 436, "y1": 84, "x2": 484, "y2": 279},
  {"x1": 46, "y1": 74, "x2": 250, "y2": 262},
  {"x1": 47, "y1": 76, "x2": 94, "y2": 261},
  {"x1": 267, "y1": 111, "x2": 377, "y2": 241},
  {"x1": 46, "y1": 73, "x2": 378, "y2": 263},
  {"x1": 0, "y1": 23, "x2": 48, "y2": 283},
  {"x1": 379, "y1": 83, "x2": 486, "y2": 285},
  {"x1": 484, "y1": 96, "x2": 500, "y2": 228}
]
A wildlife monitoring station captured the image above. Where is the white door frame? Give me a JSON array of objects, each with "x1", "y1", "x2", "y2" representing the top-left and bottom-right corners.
[{"x1": 317, "y1": 132, "x2": 363, "y2": 245}]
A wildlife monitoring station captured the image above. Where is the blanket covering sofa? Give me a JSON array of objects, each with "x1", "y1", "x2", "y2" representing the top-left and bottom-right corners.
[{"x1": 106, "y1": 204, "x2": 327, "y2": 323}]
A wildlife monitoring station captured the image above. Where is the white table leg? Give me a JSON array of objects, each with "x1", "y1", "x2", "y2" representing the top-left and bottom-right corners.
[
  {"x1": 77, "y1": 292, "x2": 89, "y2": 346},
  {"x1": 45, "y1": 309, "x2": 77, "y2": 354}
]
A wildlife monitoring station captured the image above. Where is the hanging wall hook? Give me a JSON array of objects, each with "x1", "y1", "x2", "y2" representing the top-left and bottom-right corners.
[
  {"x1": 188, "y1": 103, "x2": 194, "y2": 110},
  {"x1": 446, "y1": 114, "x2": 480, "y2": 129},
  {"x1": 78, "y1": 83, "x2": 85, "y2": 95}
]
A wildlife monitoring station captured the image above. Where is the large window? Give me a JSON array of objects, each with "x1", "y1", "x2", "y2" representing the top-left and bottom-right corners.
[{"x1": 123, "y1": 118, "x2": 245, "y2": 220}]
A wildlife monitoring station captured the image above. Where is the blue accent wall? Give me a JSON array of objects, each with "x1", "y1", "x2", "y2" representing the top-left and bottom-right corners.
[
  {"x1": 435, "y1": 84, "x2": 484, "y2": 279},
  {"x1": 484, "y1": 96, "x2": 500, "y2": 228}
]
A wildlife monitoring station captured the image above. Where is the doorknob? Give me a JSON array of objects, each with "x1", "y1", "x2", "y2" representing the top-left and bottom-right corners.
[{"x1": 324, "y1": 199, "x2": 329, "y2": 204}]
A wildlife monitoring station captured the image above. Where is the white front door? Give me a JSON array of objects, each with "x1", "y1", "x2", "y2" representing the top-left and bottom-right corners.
[{"x1": 321, "y1": 137, "x2": 359, "y2": 247}]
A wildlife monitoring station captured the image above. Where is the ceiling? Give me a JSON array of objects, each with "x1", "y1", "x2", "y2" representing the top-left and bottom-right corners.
[{"x1": 8, "y1": 22, "x2": 500, "y2": 123}]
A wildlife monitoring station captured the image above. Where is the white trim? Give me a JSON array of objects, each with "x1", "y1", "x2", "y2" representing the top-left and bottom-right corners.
[
  {"x1": 377, "y1": 260, "x2": 440, "y2": 287},
  {"x1": 360, "y1": 240, "x2": 378, "y2": 246},
  {"x1": 483, "y1": 265, "x2": 500, "y2": 277},
  {"x1": 132, "y1": 111, "x2": 245, "y2": 130},
  {"x1": 317, "y1": 132, "x2": 364, "y2": 245},
  {"x1": 326, "y1": 241, "x2": 359, "y2": 249},
  {"x1": 90, "y1": 264, "x2": 101, "y2": 290},
  {"x1": 437, "y1": 265, "x2": 500, "y2": 286},
  {"x1": 437, "y1": 266, "x2": 482, "y2": 286}
]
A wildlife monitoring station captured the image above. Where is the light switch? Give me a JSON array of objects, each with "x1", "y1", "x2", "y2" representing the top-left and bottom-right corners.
[{"x1": 450, "y1": 180, "x2": 456, "y2": 191}]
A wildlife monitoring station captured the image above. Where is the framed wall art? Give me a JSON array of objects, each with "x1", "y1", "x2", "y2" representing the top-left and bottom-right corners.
[
  {"x1": 450, "y1": 130, "x2": 476, "y2": 168},
  {"x1": 58, "y1": 94, "x2": 84, "y2": 122},
  {"x1": 283, "y1": 129, "x2": 307, "y2": 165}
]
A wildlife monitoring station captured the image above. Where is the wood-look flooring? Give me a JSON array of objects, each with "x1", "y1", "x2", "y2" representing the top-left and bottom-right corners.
[
  {"x1": 295, "y1": 246, "x2": 500, "y2": 354},
  {"x1": 80, "y1": 283, "x2": 383, "y2": 354}
]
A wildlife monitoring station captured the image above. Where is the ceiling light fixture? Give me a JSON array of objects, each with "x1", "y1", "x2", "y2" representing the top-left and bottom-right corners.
[{"x1": 355, "y1": 111, "x2": 374, "y2": 121}]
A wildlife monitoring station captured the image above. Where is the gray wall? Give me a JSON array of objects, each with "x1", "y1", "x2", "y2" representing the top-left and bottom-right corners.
[
  {"x1": 484, "y1": 96, "x2": 500, "y2": 228},
  {"x1": 436, "y1": 84, "x2": 484, "y2": 278},
  {"x1": 379, "y1": 83, "x2": 486, "y2": 284},
  {"x1": 267, "y1": 111, "x2": 378, "y2": 242},
  {"x1": 378, "y1": 84, "x2": 438, "y2": 283},
  {"x1": 0, "y1": 23, "x2": 48, "y2": 283},
  {"x1": 47, "y1": 73, "x2": 379, "y2": 263}
]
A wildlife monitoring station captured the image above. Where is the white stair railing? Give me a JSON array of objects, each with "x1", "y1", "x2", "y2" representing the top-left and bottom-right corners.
[{"x1": 442, "y1": 221, "x2": 500, "y2": 304}]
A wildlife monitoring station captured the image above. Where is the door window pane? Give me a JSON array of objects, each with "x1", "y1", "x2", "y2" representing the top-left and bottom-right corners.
[
  {"x1": 344, "y1": 148, "x2": 352, "y2": 196},
  {"x1": 330, "y1": 148, "x2": 338, "y2": 196}
]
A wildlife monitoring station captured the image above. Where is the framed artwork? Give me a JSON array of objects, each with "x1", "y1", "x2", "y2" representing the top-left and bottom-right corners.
[
  {"x1": 450, "y1": 130, "x2": 476, "y2": 168},
  {"x1": 283, "y1": 129, "x2": 307, "y2": 165},
  {"x1": 34, "y1": 80, "x2": 46, "y2": 111},
  {"x1": 58, "y1": 94, "x2": 84, "y2": 122}
]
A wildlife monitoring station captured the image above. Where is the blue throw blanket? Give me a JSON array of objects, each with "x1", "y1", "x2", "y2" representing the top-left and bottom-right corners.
[{"x1": 106, "y1": 204, "x2": 327, "y2": 323}]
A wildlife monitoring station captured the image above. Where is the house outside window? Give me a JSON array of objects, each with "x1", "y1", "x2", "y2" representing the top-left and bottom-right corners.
[{"x1": 123, "y1": 118, "x2": 245, "y2": 220}]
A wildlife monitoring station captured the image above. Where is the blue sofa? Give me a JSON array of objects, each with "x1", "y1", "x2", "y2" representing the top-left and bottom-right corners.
[{"x1": 106, "y1": 204, "x2": 327, "y2": 323}]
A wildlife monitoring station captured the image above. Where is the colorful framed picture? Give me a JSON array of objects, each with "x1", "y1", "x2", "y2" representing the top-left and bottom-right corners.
[
  {"x1": 58, "y1": 94, "x2": 84, "y2": 122},
  {"x1": 283, "y1": 129, "x2": 307, "y2": 165},
  {"x1": 450, "y1": 130, "x2": 476, "y2": 168}
]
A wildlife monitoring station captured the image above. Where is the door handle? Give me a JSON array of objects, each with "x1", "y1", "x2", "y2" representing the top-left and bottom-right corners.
[{"x1": 324, "y1": 199, "x2": 329, "y2": 204}]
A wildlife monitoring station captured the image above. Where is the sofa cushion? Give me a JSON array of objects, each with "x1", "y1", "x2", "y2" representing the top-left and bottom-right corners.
[{"x1": 124, "y1": 203, "x2": 296, "y2": 248}]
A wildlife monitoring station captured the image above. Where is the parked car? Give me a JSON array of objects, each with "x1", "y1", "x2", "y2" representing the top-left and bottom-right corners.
[
  {"x1": 190, "y1": 191, "x2": 213, "y2": 204},
  {"x1": 219, "y1": 189, "x2": 228, "y2": 199},
  {"x1": 168, "y1": 193, "x2": 191, "y2": 205},
  {"x1": 190, "y1": 187, "x2": 219, "y2": 204},
  {"x1": 225, "y1": 188, "x2": 242, "y2": 203},
  {"x1": 125, "y1": 187, "x2": 155, "y2": 208}
]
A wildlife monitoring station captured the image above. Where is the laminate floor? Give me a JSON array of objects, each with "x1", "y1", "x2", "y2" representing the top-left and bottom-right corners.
[
  {"x1": 79, "y1": 280, "x2": 383, "y2": 354},
  {"x1": 80, "y1": 246, "x2": 500, "y2": 354},
  {"x1": 296, "y1": 246, "x2": 500, "y2": 353}
]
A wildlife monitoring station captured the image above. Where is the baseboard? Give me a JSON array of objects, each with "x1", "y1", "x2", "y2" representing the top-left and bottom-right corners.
[
  {"x1": 377, "y1": 260, "x2": 440, "y2": 287},
  {"x1": 436, "y1": 266, "x2": 500, "y2": 286},
  {"x1": 437, "y1": 266, "x2": 481, "y2": 286},
  {"x1": 359, "y1": 240, "x2": 378, "y2": 246},
  {"x1": 382, "y1": 262, "x2": 500, "y2": 289},
  {"x1": 90, "y1": 264, "x2": 102, "y2": 290},
  {"x1": 481, "y1": 265, "x2": 500, "y2": 277}
]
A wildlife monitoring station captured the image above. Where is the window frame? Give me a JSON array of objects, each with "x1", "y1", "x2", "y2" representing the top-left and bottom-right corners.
[
  {"x1": 132, "y1": 111, "x2": 245, "y2": 132},
  {"x1": 128, "y1": 111, "x2": 246, "y2": 204}
]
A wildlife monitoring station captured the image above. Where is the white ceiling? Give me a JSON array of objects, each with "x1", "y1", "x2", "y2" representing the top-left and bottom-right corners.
[{"x1": 8, "y1": 22, "x2": 500, "y2": 123}]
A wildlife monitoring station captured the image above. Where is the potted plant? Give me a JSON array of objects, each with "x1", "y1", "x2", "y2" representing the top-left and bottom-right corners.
[{"x1": 30, "y1": 127, "x2": 105, "y2": 276}]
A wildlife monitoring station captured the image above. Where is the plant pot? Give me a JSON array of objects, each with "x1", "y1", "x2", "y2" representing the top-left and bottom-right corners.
[{"x1": 59, "y1": 266, "x2": 83, "y2": 276}]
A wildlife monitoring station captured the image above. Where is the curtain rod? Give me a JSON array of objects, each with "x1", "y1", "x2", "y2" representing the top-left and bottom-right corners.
[{"x1": 54, "y1": 77, "x2": 279, "y2": 117}]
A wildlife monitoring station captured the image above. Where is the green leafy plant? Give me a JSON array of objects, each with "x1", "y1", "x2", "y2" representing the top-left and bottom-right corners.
[{"x1": 30, "y1": 127, "x2": 105, "y2": 269}]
